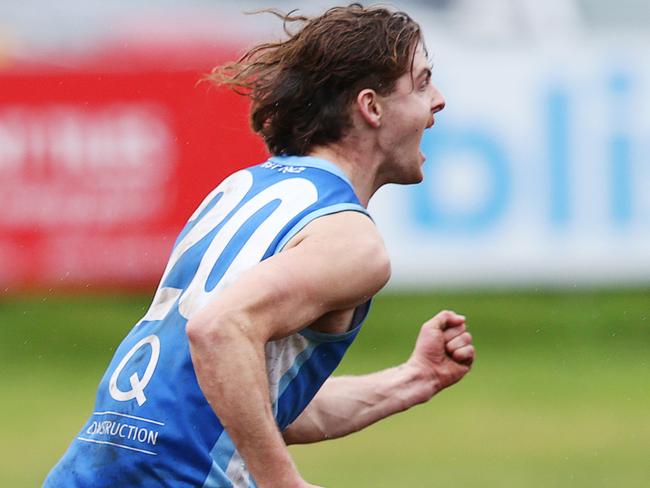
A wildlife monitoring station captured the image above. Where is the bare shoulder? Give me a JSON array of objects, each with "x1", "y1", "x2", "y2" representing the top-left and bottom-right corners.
[
  {"x1": 285, "y1": 209, "x2": 386, "y2": 251},
  {"x1": 284, "y1": 211, "x2": 391, "y2": 307}
]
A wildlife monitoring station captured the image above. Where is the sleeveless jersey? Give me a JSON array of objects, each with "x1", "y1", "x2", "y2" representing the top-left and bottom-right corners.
[{"x1": 44, "y1": 155, "x2": 373, "y2": 488}]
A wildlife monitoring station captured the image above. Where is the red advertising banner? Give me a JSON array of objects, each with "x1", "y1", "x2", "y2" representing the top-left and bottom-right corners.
[{"x1": 0, "y1": 57, "x2": 268, "y2": 290}]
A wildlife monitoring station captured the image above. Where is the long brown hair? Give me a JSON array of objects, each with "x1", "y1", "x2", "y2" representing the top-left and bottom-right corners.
[{"x1": 206, "y1": 4, "x2": 423, "y2": 156}]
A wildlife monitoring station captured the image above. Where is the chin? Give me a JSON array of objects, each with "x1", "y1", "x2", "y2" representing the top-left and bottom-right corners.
[
  {"x1": 408, "y1": 160, "x2": 425, "y2": 184},
  {"x1": 395, "y1": 168, "x2": 424, "y2": 185},
  {"x1": 409, "y1": 172, "x2": 425, "y2": 185},
  {"x1": 385, "y1": 154, "x2": 425, "y2": 185}
]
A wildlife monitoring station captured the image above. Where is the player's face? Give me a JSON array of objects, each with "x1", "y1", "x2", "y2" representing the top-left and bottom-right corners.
[{"x1": 378, "y1": 44, "x2": 445, "y2": 184}]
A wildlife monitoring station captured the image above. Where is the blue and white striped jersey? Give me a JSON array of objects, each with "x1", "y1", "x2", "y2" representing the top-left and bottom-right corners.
[{"x1": 44, "y1": 155, "x2": 373, "y2": 488}]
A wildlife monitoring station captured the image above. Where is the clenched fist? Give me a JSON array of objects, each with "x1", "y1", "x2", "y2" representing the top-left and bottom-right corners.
[{"x1": 407, "y1": 310, "x2": 475, "y2": 399}]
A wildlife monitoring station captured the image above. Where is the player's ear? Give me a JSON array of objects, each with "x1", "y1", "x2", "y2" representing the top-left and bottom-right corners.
[{"x1": 356, "y1": 89, "x2": 382, "y2": 128}]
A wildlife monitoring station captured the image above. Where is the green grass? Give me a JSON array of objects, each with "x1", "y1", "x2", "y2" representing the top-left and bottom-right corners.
[{"x1": 1, "y1": 289, "x2": 649, "y2": 487}]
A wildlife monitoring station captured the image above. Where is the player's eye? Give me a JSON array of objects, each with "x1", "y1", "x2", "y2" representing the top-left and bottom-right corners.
[{"x1": 419, "y1": 71, "x2": 432, "y2": 91}]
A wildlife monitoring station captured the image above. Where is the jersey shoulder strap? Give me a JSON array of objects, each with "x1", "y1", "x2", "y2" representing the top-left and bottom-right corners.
[{"x1": 252, "y1": 155, "x2": 372, "y2": 255}]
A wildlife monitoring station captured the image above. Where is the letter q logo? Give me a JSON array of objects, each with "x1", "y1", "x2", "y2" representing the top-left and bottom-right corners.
[{"x1": 109, "y1": 335, "x2": 160, "y2": 406}]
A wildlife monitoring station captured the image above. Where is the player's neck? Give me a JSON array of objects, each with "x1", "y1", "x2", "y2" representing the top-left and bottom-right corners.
[{"x1": 308, "y1": 143, "x2": 383, "y2": 207}]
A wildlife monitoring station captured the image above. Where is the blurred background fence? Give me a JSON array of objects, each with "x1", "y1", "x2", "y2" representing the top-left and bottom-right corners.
[{"x1": 1, "y1": 1, "x2": 649, "y2": 486}]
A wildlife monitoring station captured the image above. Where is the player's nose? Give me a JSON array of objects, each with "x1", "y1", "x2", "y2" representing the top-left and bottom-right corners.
[{"x1": 431, "y1": 85, "x2": 445, "y2": 114}]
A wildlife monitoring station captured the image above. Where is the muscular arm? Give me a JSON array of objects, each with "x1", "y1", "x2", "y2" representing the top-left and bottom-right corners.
[
  {"x1": 283, "y1": 311, "x2": 475, "y2": 445},
  {"x1": 185, "y1": 212, "x2": 390, "y2": 488},
  {"x1": 282, "y1": 364, "x2": 429, "y2": 445}
]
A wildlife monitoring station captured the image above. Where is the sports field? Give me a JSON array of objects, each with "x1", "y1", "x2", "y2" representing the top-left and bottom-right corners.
[{"x1": 2, "y1": 289, "x2": 649, "y2": 487}]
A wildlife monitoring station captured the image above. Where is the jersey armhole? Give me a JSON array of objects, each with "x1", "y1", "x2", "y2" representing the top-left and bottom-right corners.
[
  {"x1": 273, "y1": 203, "x2": 373, "y2": 254},
  {"x1": 299, "y1": 298, "x2": 372, "y2": 343}
]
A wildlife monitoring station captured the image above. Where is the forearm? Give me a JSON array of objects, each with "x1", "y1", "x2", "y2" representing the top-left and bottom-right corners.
[
  {"x1": 187, "y1": 316, "x2": 301, "y2": 487},
  {"x1": 283, "y1": 361, "x2": 438, "y2": 445}
]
